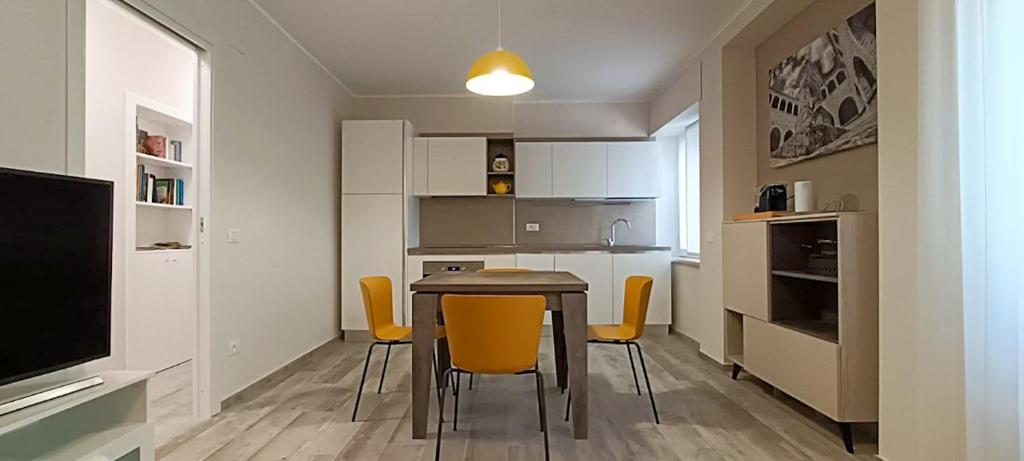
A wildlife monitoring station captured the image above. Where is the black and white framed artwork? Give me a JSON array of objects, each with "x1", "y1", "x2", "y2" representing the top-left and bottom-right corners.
[{"x1": 768, "y1": 3, "x2": 877, "y2": 168}]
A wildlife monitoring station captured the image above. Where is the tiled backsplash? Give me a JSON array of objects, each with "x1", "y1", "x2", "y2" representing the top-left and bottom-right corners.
[
  {"x1": 514, "y1": 199, "x2": 655, "y2": 245},
  {"x1": 417, "y1": 197, "x2": 655, "y2": 247},
  {"x1": 418, "y1": 197, "x2": 514, "y2": 246}
]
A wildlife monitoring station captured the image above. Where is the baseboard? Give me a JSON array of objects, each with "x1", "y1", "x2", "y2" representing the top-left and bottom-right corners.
[{"x1": 220, "y1": 335, "x2": 340, "y2": 410}]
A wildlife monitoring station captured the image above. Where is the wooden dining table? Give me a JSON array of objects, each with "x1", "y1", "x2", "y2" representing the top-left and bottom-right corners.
[{"x1": 410, "y1": 270, "x2": 591, "y2": 440}]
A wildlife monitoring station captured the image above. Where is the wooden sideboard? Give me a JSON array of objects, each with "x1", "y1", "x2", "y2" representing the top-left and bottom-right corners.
[{"x1": 723, "y1": 212, "x2": 878, "y2": 454}]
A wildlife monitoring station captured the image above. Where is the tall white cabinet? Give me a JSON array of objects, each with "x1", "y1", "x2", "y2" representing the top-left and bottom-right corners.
[{"x1": 341, "y1": 121, "x2": 415, "y2": 331}]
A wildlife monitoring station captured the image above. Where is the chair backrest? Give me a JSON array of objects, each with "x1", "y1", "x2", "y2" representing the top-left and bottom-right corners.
[
  {"x1": 621, "y1": 276, "x2": 654, "y2": 340},
  {"x1": 478, "y1": 268, "x2": 532, "y2": 273},
  {"x1": 359, "y1": 276, "x2": 397, "y2": 341},
  {"x1": 441, "y1": 295, "x2": 546, "y2": 374}
]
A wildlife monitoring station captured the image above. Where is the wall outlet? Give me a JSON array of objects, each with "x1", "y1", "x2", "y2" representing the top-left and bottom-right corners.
[
  {"x1": 228, "y1": 339, "x2": 240, "y2": 357},
  {"x1": 526, "y1": 223, "x2": 540, "y2": 232},
  {"x1": 227, "y1": 228, "x2": 241, "y2": 243}
]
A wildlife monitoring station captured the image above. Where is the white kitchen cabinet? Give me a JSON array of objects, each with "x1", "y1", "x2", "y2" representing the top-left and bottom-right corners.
[
  {"x1": 515, "y1": 142, "x2": 553, "y2": 198},
  {"x1": 553, "y1": 142, "x2": 607, "y2": 198},
  {"x1": 515, "y1": 253, "x2": 556, "y2": 271},
  {"x1": 484, "y1": 254, "x2": 517, "y2": 269},
  {"x1": 517, "y1": 253, "x2": 556, "y2": 324},
  {"x1": 342, "y1": 194, "x2": 405, "y2": 330},
  {"x1": 612, "y1": 252, "x2": 672, "y2": 325},
  {"x1": 127, "y1": 250, "x2": 195, "y2": 371},
  {"x1": 342, "y1": 120, "x2": 405, "y2": 194},
  {"x1": 424, "y1": 137, "x2": 487, "y2": 196},
  {"x1": 412, "y1": 137, "x2": 429, "y2": 196},
  {"x1": 607, "y1": 142, "x2": 660, "y2": 198},
  {"x1": 554, "y1": 253, "x2": 614, "y2": 324}
]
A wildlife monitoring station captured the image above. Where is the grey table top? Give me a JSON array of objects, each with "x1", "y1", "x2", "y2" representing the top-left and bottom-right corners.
[{"x1": 410, "y1": 271, "x2": 588, "y2": 293}]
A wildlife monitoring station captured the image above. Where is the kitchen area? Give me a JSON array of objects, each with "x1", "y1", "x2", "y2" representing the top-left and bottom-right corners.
[{"x1": 341, "y1": 120, "x2": 677, "y2": 335}]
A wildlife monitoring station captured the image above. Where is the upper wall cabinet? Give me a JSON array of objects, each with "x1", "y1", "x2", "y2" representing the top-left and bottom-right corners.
[
  {"x1": 607, "y1": 142, "x2": 660, "y2": 198},
  {"x1": 414, "y1": 137, "x2": 487, "y2": 196},
  {"x1": 515, "y1": 142, "x2": 553, "y2": 198},
  {"x1": 552, "y1": 142, "x2": 607, "y2": 198},
  {"x1": 342, "y1": 120, "x2": 405, "y2": 194}
]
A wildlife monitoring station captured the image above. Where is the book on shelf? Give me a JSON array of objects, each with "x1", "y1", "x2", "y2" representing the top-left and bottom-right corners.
[
  {"x1": 136, "y1": 165, "x2": 185, "y2": 205},
  {"x1": 169, "y1": 140, "x2": 183, "y2": 162}
]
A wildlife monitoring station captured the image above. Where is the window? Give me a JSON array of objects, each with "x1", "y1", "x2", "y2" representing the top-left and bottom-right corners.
[{"x1": 678, "y1": 120, "x2": 701, "y2": 257}]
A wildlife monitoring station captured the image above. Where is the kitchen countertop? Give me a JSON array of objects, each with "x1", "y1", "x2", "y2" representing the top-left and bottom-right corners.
[{"x1": 407, "y1": 244, "x2": 672, "y2": 255}]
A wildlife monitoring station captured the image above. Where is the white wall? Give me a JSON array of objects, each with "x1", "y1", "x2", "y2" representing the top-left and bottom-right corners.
[
  {"x1": 352, "y1": 96, "x2": 650, "y2": 137},
  {"x1": 877, "y1": 0, "x2": 967, "y2": 459},
  {"x1": 671, "y1": 262, "x2": 701, "y2": 339},
  {"x1": 84, "y1": 0, "x2": 198, "y2": 372},
  {"x1": 0, "y1": 1, "x2": 68, "y2": 174},
  {"x1": 140, "y1": 0, "x2": 356, "y2": 402},
  {"x1": 514, "y1": 102, "x2": 650, "y2": 138},
  {"x1": 2, "y1": 0, "x2": 356, "y2": 405}
]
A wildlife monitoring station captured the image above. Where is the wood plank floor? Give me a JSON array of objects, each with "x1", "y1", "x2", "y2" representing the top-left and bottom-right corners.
[
  {"x1": 157, "y1": 335, "x2": 878, "y2": 460},
  {"x1": 150, "y1": 360, "x2": 196, "y2": 449}
]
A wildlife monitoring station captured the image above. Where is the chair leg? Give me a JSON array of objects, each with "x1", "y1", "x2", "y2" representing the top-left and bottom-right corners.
[
  {"x1": 631, "y1": 342, "x2": 660, "y2": 424},
  {"x1": 432, "y1": 354, "x2": 444, "y2": 423},
  {"x1": 377, "y1": 342, "x2": 393, "y2": 394},
  {"x1": 435, "y1": 369, "x2": 452, "y2": 461},
  {"x1": 536, "y1": 371, "x2": 550, "y2": 461},
  {"x1": 534, "y1": 372, "x2": 544, "y2": 431},
  {"x1": 468, "y1": 373, "x2": 474, "y2": 390},
  {"x1": 351, "y1": 342, "x2": 378, "y2": 422},
  {"x1": 564, "y1": 390, "x2": 571, "y2": 422},
  {"x1": 453, "y1": 371, "x2": 461, "y2": 431},
  {"x1": 626, "y1": 343, "x2": 642, "y2": 396}
]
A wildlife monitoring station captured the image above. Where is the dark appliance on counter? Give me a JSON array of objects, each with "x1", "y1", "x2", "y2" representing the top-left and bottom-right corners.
[
  {"x1": 755, "y1": 184, "x2": 788, "y2": 212},
  {"x1": 422, "y1": 260, "x2": 484, "y2": 277}
]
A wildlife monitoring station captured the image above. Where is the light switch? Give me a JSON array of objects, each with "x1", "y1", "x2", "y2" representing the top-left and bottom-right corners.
[
  {"x1": 227, "y1": 228, "x2": 241, "y2": 243},
  {"x1": 526, "y1": 223, "x2": 540, "y2": 232}
]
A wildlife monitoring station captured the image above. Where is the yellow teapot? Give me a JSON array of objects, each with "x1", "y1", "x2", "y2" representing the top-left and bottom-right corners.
[{"x1": 491, "y1": 179, "x2": 512, "y2": 195}]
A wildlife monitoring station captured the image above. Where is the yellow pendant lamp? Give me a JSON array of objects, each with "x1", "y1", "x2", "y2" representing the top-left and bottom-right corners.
[{"x1": 466, "y1": 0, "x2": 534, "y2": 96}]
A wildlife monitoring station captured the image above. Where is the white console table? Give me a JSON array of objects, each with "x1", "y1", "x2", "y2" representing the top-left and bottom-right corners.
[{"x1": 0, "y1": 371, "x2": 154, "y2": 460}]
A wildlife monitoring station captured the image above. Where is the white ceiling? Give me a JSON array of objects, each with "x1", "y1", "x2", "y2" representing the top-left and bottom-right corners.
[{"x1": 252, "y1": 0, "x2": 748, "y2": 101}]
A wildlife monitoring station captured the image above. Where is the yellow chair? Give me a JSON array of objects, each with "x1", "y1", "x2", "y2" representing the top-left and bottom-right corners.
[
  {"x1": 436, "y1": 295, "x2": 549, "y2": 461},
  {"x1": 565, "y1": 275, "x2": 659, "y2": 423},
  {"x1": 352, "y1": 276, "x2": 446, "y2": 421}
]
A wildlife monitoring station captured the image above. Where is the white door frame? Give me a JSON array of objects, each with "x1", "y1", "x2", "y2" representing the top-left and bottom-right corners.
[{"x1": 72, "y1": 0, "x2": 219, "y2": 419}]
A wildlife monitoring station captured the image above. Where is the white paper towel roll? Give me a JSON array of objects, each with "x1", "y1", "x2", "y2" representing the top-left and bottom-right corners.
[{"x1": 795, "y1": 180, "x2": 815, "y2": 212}]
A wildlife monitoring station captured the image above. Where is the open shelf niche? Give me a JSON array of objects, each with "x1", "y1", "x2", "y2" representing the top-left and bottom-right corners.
[
  {"x1": 486, "y1": 138, "x2": 515, "y2": 196},
  {"x1": 131, "y1": 98, "x2": 196, "y2": 252},
  {"x1": 769, "y1": 220, "x2": 839, "y2": 342}
]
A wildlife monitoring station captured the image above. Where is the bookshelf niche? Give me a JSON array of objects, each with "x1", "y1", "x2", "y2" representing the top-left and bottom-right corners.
[{"x1": 130, "y1": 99, "x2": 196, "y2": 252}]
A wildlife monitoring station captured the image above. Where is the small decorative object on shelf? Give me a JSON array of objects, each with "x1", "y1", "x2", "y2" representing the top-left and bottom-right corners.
[
  {"x1": 492, "y1": 153, "x2": 510, "y2": 172},
  {"x1": 137, "y1": 241, "x2": 192, "y2": 251},
  {"x1": 490, "y1": 178, "x2": 512, "y2": 195},
  {"x1": 143, "y1": 135, "x2": 167, "y2": 158}
]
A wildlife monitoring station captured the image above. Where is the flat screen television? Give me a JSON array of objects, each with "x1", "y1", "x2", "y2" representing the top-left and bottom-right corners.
[{"x1": 0, "y1": 167, "x2": 113, "y2": 387}]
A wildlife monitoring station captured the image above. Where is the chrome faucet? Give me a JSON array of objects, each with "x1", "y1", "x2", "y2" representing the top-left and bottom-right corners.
[{"x1": 607, "y1": 218, "x2": 631, "y2": 247}]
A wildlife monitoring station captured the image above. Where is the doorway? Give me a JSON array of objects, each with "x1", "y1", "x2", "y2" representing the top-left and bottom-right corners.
[{"x1": 82, "y1": 0, "x2": 214, "y2": 447}]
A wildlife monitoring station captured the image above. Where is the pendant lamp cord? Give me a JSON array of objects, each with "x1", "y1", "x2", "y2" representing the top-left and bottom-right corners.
[{"x1": 497, "y1": 0, "x2": 503, "y2": 50}]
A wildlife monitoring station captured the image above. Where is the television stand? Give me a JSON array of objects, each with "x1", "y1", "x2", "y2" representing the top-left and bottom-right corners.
[
  {"x1": 0, "y1": 375, "x2": 104, "y2": 417},
  {"x1": 0, "y1": 371, "x2": 154, "y2": 460}
]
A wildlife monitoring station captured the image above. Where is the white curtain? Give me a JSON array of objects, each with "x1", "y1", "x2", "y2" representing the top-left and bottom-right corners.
[{"x1": 958, "y1": 0, "x2": 1024, "y2": 459}]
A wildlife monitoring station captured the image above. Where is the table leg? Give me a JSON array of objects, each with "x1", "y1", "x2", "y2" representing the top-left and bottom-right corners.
[
  {"x1": 551, "y1": 311, "x2": 568, "y2": 390},
  {"x1": 412, "y1": 293, "x2": 438, "y2": 439},
  {"x1": 436, "y1": 309, "x2": 451, "y2": 387},
  {"x1": 561, "y1": 292, "x2": 588, "y2": 439}
]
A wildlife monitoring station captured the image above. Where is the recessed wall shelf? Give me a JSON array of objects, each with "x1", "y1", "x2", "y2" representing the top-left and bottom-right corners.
[
  {"x1": 135, "y1": 201, "x2": 192, "y2": 210},
  {"x1": 135, "y1": 152, "x2": 192, "y2": 171}
]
